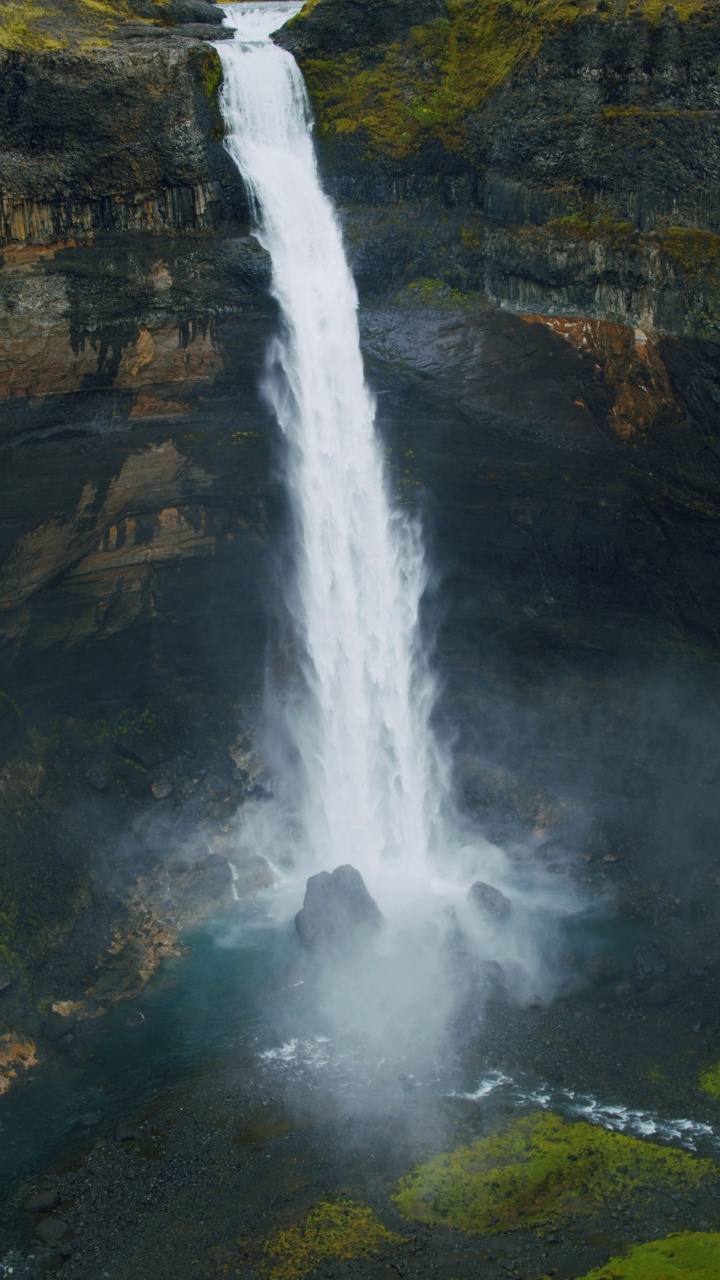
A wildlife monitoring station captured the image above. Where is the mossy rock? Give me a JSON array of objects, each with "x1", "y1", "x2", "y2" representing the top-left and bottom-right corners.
[
  {"x1": 262, "y1": 1200, "x2": 405, "y2": 1280},
  {"x1": 575, "y1": 1231, "x2": 720, "y2": 1278},
  {"x1": 699, "y1": 1062, "x2": 720, "y2": 1099},
  {"x1": 0, "y1": 0, "x2": 211, "y2": 53},
  {"x1": 288, "y1": 0, "x2": 717, "y2": 163},
  {"x1": 393, "y1": 1112, "x2": 715, "y2": 1233}
]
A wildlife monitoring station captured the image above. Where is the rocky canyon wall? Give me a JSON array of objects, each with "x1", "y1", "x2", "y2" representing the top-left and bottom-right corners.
[{"x1": 279, "y1": 0, "x2": 720, "y2": 339}]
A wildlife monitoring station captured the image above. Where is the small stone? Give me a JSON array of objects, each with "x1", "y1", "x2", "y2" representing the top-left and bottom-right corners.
[
  {"x1": 116, "y1": 1123, "x2": 143, "y2": 1142},
  {"x1": 35, "y1": 1218, "x2": 70, "y2": 1246},
  {"x1": 85, "y1": 760, "x2": 111, "y2": 792},
  {"x1": 24, "y1": 1189, "x2": 61, "y2": 1213},
  {"x1": 151, "y1": 778, "x2": 173, "y2": 800},
  {"x1": 77, "y1": 1112, "x2": 101, "y2": 1127},
  {"x1": 633, "y1": 941, "x2": 667, "y2": 984},
  {"x1": 584, "y1": 953, "x2": 622, "y2": 984}
]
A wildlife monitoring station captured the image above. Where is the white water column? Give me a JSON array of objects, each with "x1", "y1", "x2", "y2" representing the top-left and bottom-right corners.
[{"x1": 216, "y1": 5, "x2": 444, "y2": 891}]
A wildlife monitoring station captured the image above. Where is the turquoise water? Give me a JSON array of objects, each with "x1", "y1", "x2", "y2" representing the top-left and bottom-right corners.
[{"x1": 0, "y1": 915, "x2": 300, "y2": 1258}]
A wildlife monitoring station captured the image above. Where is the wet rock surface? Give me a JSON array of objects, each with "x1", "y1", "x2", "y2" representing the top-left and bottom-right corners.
[
  {"x1": 467, "y1": 880, "x2": 512, "y2": 921},
  {"x1": 295, "y1": 864, "x2": 384, "y2": 951}
]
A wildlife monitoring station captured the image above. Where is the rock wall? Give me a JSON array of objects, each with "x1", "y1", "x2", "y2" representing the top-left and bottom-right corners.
[
  {"x1": 0, "y1": 14, "x2": 246, "y2": 247},
  {"x1": 279, "y1": 0, "x2": 720, "y2": 337}
]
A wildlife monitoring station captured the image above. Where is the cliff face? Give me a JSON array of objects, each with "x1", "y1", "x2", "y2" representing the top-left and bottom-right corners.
[
  {"x1": 0, "y1": 0, "x2": 246, "y2": 247},
  {"x1": 280, "y1": 0, "x2": 720, "y2": 337}
]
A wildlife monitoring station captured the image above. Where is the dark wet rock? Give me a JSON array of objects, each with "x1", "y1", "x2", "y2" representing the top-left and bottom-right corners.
[
  {"x1": 633, "y1": 942, "x2": 668, "y2": 985},
  {"x1": 584, "y1": 954, "x2": 623, "y2": 985},
  {"x1": 77, "y1": 1112, "x2": 101, "y2": 1127},
  {"x1": 163, "y1": 0, "x2": 221, "y2": 23},
  {"x1": 295, "y1": 864, "x2": 383, "y2": 951},
  {"x1": 24, "y1": 1189, "x2": 61, "y2": 1214},
  {"x1": 0, "y1": 966, "x2": 11, "y2": 992},
  {"x1": 116, "y1": 20, "x2": 174, "y2": 38},
  {"x1": 118, "y1": 731, "x2": 170, "y2": 769},
  {"x1": 467, "y1": 880, "x2": 512, "y2": 921},
  {"x1": 173, "y1": 22, "x2": 232, "y2": 39},
  {"x1": 41, "y1": 1013, "x2": 75, "y2": 1046},
  {"x1": 116, "y1": 1123, "x2": 144, "y2": 1142},
  {"x1": 478, "y1": 959, "x2": 507, "y2": 990},
  {"x1": 35, "y1": 1218, "x2": 70, "y2": 1246},
  {"x1": 85, "y1": 760, "x2": 111, "y2": 792},
  {"x1": 646, "y1": 981, "x2": 674, "y2": 1007}
]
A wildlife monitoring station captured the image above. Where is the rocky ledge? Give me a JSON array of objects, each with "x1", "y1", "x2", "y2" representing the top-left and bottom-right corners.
[{"x1": 0, "y1": 0, "x2": 246, "y2": 247}]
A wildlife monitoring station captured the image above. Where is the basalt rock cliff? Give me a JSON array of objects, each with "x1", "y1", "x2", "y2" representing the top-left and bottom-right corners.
[
  {"x1": 0, "y1": 0, "x2": 244, "y2": 247},
  {"x1": 279, "y1": 0, "x2": 720, "y2": 339}
]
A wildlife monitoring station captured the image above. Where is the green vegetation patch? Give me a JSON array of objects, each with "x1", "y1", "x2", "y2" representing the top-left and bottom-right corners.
[
  {"x1": 0, "y1": 0, "x2": 165, "y2": 53},
  {"x1": 393, "y1": 1112, "x2": 714, "y2": 1234},
  {"x1": 263, "y1": 1200, "x2": 405, "y2": 1280},
  {"x1": 298, "y1": 0, "x2": 715, "y2": 162},
  {"x1": 699, "y1": 1062, "x2": 720, "y2": 1099},
  {"x1": 575, "y1": 1231, "x2": 720, "y2": 1278}
]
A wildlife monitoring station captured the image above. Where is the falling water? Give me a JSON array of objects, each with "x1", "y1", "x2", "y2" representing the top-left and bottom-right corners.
[{"x1": 216, "y1": 4, "x2": 444, "y2": 895}]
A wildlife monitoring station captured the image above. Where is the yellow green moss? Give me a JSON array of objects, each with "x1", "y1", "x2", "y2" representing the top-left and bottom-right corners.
[
  {"x1": 574, "y1": 1231, "x2": 720, "y2": 1278},
  {"x1": 188, "y1": 43, "x2": 225, "y2": 139},
  {"x1": 397, "y1": 276, "x2": 468, "y2": 307},
  {"x1": 393, "y1": 1112, "x2": 714, "y2": 1234},
  {"x1": 0, "y1": 0, "x2": 166, "y2": 53},
  {"x1": 298, "y1": 0, "x2": 716, "y2": 162},
  {"x1": 262, "y1": 1200, "x2": 405, "y2": 1280},
  {"x1": 547, "y1": 211, "x2": 635, "y2": 245},
  {"x1": 699, "y1": 1062, "x2": 720, "y2": 1099},
  {"x1": 661, "y1": 227, "x2": 720, "y2": 281}
]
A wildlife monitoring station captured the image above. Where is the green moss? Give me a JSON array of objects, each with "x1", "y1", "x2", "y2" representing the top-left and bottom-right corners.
[
  {"x1": 699, "y1": 1062, "x2": 720, "y2": 1099},
  {"x1": 262, "y1": 1200, "x2": 405, "y2": 1280},
  {"x1": 393, "y1": 1112, "x2": 714, "y2": 1234},
  {"x1": 574, "y1": 1231, "x2": 720, "y2": 1278},
  {"x1": 396, "y1": 276, "x2": 468, "y2": 307},
  {"x1": 547, "y1": 210, "x2": 635, "y2": 245},
  {"x1": 661, "y1": 227, "x2": 720, "y2": 281},
  {"x1": 189, "y1": 44, "x2": 225, "y2": 141},
  {"x1": 0, "y1": 0, "x2": 167, "y2": 53},
  {"x1": 298, "y1": 0, "x2": 716, "y2": 162}
]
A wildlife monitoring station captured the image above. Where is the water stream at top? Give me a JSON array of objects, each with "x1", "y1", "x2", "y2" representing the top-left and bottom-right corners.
[{"x1": 216, "y1": 5, "x2": 445, "y2": 896}]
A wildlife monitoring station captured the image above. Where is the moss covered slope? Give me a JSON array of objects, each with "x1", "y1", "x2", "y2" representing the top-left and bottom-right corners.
[
  {"x1": 0, "y1": 0, "x2": 191, "y2": 53},
  {"x1": 576, "y1": 1231, "x2": 720, "y2": 1279},
  {"x1": 284, "y1": 0, "x2": 717, "y2": 165},
  {"x1": 393, "y1": 1112, "x2": 714, "y2": 1233}
]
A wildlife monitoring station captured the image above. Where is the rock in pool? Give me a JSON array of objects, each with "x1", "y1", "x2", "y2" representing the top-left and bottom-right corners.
[{"x1": 295, "y1": 864, "x2": 383, "y2": 951}]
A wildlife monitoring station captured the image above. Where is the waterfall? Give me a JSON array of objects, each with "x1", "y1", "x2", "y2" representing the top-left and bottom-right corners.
[{"x1": 216, "y1": 4, "x2": 444, "y2": 897}]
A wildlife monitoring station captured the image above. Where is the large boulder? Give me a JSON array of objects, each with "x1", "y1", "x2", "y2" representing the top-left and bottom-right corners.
[
  {"x1": 467, "y1": 880, "x2": 512, "y2": 921},
  {"x1": 295, "y1": 864, "x2": 383, "y2": 952}
]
